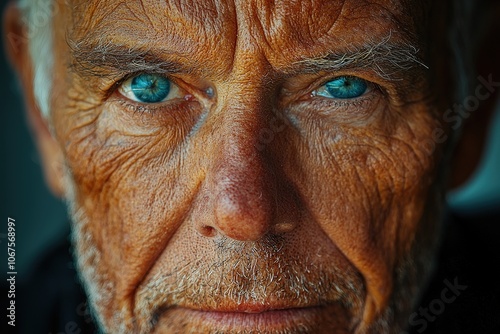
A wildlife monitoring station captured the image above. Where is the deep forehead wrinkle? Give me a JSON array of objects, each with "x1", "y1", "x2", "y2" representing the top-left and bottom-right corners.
[
  {"x1": 66, "y1": 0, "x2": 424, "y2": 80},
  {"x1": 230, "y1": 0, "x2": 346, "y2": 44},
  {"x1": 68, "y1": 0, "x2": 239, "y2": 75},
  {"x1": 69, "y1": 0, "x2": 237, "y2": 42},
  {"x1": 229, "y1": 0, "x2": 421, "y2": 62}
]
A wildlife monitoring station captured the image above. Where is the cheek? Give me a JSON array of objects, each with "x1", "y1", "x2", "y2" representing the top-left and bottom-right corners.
[
  {"x1": 56, "y1": 98, "x2": 202, "y2": 280},
  {"x1": 277, "y1": 103, "x2": 442, "y2": 308},
  {"x1": 285, "y1": 103, "x2": 440, "y2": 237}
]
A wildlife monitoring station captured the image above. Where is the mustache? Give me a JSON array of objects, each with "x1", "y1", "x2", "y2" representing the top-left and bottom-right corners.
[{"x1": 134, "y1": 234, "x2": 365, "y2": 332}]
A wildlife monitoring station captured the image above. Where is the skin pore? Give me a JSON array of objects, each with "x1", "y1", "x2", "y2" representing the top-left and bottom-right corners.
[{"x1": 7, "y1": 0, "x2": 460, "y2": 333}]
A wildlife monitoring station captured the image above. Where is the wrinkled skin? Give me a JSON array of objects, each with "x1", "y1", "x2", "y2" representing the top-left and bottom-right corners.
[{"x1": 8, "y1": 0, "x2": 459, "y2": 333}]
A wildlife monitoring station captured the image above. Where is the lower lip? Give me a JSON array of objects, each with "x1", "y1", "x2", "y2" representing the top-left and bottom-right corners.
[{"x1": 161, "y1": 306, "x2": 324, "y2": 332}]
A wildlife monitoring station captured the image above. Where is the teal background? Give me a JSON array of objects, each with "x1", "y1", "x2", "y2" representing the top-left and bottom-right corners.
[{"x1": 0, "y1": 0, "x2": 68, "y2": 282}]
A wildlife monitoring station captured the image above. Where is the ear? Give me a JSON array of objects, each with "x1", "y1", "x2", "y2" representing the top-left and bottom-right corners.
[
  {"x1": 449, "y1": 2, "x2": 500, "y2": 190},
  {"x1": 3, "y1": 2, "x2": 65, "y2": 198}
]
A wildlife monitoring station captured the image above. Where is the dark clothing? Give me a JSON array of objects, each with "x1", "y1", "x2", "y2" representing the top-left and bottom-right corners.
[
  {"x1": 2, "y1": 231, "x2": 96, "y2": 334},
  {"x1": 2, "y1": 209, "x2": 500, "y2": 334},
  {"x1": 407, "y1": 209, "x2": 500, "y2": 334}
]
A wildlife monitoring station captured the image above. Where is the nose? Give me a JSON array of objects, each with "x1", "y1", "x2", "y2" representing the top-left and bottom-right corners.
[
  {"x1": 213, "y1": 149, "x2": 274, "y2": 241},
  {"x1": 197, "y1": 123, "x2": 278, "y2": 241},
  {"x1": 194, "y1": 78, "x2": 300, "y2": 241}
]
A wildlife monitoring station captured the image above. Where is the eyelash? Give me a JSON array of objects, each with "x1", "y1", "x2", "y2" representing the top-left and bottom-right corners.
[
  {"x1": 286, "y1": 74, "x2": 379, "y2": 103},
  {"x1": 118, "y1": 99, "x2": 166, "y2": 115},
  {"x1": 285, "y1": 77, "x2": 385, "y2": 119},
  {"x1": 308, "y1": 93, "x2": 376, "y2": 110},
  {"x1": 110, "y1": 72, "x2": 190, "y2": 115}
]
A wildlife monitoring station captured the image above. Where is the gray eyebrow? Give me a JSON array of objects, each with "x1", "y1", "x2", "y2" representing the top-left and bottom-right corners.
[
  {"x1": 68, "y1": 32, "x2": 427, "y2": 82},
  {"x1": 292, "y1": 34, "x2": 429, "y2": 81},
  {"x1": 68, "y1": 38, "x2": 187, "y2": 79}
]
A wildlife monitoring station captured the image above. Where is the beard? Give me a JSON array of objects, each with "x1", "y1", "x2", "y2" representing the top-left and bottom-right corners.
[
  {"x1": 133, "y1": 234, "x2": 366, "y2": 333},
  {"x1": 63, "y1": 164, "x2": 441, "y2": 334}
]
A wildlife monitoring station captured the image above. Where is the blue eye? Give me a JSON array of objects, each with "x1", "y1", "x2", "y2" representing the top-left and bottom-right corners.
[
  {"x1": 119, "y1": 73, "x2": 176, "y2": 104},
  {"x1": 314, "y1": 76, "x2": 368, "y2": 99},
  {"x1": 131, "y1": 74, "x2": 170, "y2": 103}
]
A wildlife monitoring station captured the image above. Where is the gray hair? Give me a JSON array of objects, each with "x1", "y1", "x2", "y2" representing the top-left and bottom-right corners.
[{"x1": 17, "y1": 0, "x2": 53, "y2": 120}]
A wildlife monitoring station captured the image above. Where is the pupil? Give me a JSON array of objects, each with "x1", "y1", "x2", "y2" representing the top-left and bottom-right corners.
[
  {"x1": 326, "y1": 76, "x2": 367, "y2": 99},
  {"x1": 131, "y1": 74, "x2": 171, "y2": 103}
]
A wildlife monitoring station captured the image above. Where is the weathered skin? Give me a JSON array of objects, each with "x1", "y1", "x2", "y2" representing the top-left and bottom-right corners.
[{"x1": 6, "y1": 0, "x2": 460, "y2": 333}]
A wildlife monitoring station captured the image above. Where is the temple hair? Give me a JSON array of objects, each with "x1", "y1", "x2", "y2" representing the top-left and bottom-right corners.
[{"x1": 18, "y1": 0, "x2": 54, "y2": 120}]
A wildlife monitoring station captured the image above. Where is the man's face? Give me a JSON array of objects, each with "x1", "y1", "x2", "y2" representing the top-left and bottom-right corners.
[{"x1": 46, "y1": 0, "x2": 447, "y2": 332}]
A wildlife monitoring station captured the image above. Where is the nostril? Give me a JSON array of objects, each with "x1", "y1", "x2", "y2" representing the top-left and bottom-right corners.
[{"x1": 199, "y1": 225, "x2": 217, "y2": 237}]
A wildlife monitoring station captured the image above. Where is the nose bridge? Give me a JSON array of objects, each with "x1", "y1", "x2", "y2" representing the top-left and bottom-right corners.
[
  {"x1": 196, "y1": 59, "x2": 282, "y2": 241},
  {"x1": 212, "y1": 97, "x2": 267, "y2": 200},
  {"x1": 211, "y1": 81, "x2": 276, "y2": 240},
  {"x1": 213, "y1": 51, "x2": 275, "y2": 181},
  {"x1": 215, "y1": 89, "x2": 268, "y2": 163}
]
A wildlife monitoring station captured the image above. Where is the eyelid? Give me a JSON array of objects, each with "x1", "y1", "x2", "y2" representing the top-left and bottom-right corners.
[{"x1": 282, "y1": 73, "x2": 379, "y2": 105}]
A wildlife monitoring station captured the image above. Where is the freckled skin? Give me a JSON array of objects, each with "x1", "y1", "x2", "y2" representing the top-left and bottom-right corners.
[{"x1": 43, "y1": 0, "x2": 452, "y2": 333}]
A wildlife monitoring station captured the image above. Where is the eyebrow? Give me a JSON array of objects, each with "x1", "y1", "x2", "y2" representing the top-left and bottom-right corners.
[
  {"x1": 69, "y1": 33, "x2": 427, "y2": 82},
  {"x1": 291, "y1": 36, "x2": 429, "y2": 81},
  {"x1": 68, "y1": 39, "x2": 188, "y2": 80}
]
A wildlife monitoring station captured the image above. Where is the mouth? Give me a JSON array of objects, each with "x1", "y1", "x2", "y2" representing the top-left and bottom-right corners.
[{"x1": 152, "y1": 303, "x2": 351, "y2": 333}]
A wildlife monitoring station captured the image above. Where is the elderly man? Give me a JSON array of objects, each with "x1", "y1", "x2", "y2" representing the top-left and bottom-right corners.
[{"x1": 2, "y1": 0, "x2": 499, "y2": 333}]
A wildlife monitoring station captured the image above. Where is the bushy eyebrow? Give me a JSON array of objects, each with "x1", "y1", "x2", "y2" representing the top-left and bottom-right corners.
[
  {"x1": 68, "y1": 38, "x2": 187, "y2": 80},
  {"x1": 68, "y1": 33, "x2": 427, "y2": 82},
  {"x1": 292, "y1": 35, "x2": 428, "y2": 81}
]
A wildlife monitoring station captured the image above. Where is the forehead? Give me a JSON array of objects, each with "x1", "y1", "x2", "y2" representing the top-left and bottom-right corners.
[{"x1": 67, "y1": 0, "x2": 423, "y2": 74}]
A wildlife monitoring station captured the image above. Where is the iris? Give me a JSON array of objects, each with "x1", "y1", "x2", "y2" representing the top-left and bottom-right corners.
[
  {"x1": 130, "y1": 74, "x2": 171, "y2": 103},
  {"x1": 319, "y1": 76, "x2": 368, "y2": 99}
]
